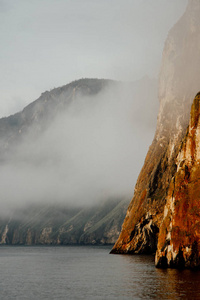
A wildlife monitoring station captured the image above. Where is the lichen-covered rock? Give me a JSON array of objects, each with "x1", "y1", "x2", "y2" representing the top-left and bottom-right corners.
[
  {"x1": 111, "y1": 0, "x2": 200, "y2": 257},
  {"x1": 156, "y1": 94, "x2": 200, "y2": 269}
]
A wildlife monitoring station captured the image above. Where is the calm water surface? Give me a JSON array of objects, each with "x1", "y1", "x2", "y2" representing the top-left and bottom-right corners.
[{"x1": 0, "y1": 246, "x2": 200, "y2": 299}]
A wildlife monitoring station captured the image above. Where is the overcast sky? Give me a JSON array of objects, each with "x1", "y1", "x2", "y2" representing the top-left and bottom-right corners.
[{"x1": 0, "y1": 0, "x2": 187, "y2": 117}]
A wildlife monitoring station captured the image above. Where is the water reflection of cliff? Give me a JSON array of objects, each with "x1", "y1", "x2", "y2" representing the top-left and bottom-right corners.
[
  {"x1": 155, "y1": 268, "x2": 200, "y2": 299},
  {"x1": 116, "y1": 255, "x2": 200, "y2": 299}
]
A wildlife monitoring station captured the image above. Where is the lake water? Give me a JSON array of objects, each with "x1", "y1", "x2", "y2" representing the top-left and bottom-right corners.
[{"x1": 0, "y1": 246, "x2": 200, "y2": 300}]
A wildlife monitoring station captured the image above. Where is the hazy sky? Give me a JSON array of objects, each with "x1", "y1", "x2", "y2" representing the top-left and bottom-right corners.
[{"x1": 0, "y1": 0, "x2": 187, "y2": 117}]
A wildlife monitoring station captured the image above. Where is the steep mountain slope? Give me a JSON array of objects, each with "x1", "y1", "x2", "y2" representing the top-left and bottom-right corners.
[
  {"x1": 111, "y1": 0, "x2": 200, "y2": 257},
  {"x1": 0, "y1": 79, "x2": 111, "y2": 160},
  {"x1": 0, "y1": 198, "x2": 128, "y2": 245},
  {"x1": 156, "y1": 93, "x2": 200, "y2": 268},
  {"x1": 0, "y1": 77, "x2": 157, "y2": 245}
]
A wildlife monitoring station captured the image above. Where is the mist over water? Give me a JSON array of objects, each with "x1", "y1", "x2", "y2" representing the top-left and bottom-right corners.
[
  {"x1": 0, "y1": 1, "x2": 190, "y2": 216},
  {"x1": 0, "y1": 79, "x2": 158, "y2": 214}
]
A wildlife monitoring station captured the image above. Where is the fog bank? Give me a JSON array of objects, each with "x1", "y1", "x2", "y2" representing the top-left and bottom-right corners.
[{"x1": 0, "y1": 79, "x2": 158, "y2": 214}]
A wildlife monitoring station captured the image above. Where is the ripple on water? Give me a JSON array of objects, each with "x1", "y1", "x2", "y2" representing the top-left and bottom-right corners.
[{"x1": 0, "y1": 246, "x2": 200, "y2": 300}]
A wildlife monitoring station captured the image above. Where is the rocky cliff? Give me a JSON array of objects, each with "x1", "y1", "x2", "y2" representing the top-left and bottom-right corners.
[
  {"x1": 156, "y1": 93, "x2": 200, "y2": 268},
  {"x1": 111, "y1": 0, "x2": 200, "y2": 267}
]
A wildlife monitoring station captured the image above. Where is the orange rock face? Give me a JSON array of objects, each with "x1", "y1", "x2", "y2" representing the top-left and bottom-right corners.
[
  {"x1": 156, "y1": 94, "x2": 200, "y2": 268},
  {"x1": 111, "y1": 0, "x2": 200, "y2": 269}
]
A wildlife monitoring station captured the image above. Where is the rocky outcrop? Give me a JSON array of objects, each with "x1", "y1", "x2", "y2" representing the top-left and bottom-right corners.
[
  {"x1": 111, "y1": 0, "x2": 200, "y2": 262},
  {"x1": 156, "y1": 94, "x2": 200, "y2": 268}
]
